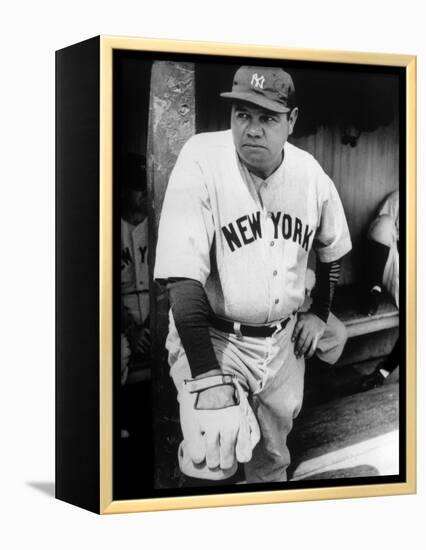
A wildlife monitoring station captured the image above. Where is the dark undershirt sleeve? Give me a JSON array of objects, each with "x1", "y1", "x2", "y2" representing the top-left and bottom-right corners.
[
  {"x1": 167, "y1": 278, "x2": 220, "y2": 378},
  {"x1": 310, "y1": 259, "x2": 341, "y2": 323}
]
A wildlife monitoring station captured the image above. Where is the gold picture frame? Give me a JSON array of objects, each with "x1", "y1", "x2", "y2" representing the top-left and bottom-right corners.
[{"x1": 56, "y1": 35, "x2": 416, "y2": 514}]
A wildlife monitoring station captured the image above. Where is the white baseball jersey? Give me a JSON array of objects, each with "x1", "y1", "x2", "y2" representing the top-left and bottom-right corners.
[
  {"x1": 121, "y1": 217, "x2": 149, "y2": 325},
  {"x1": 154, "y1": 130, "x2": 351, "y2": 325}
]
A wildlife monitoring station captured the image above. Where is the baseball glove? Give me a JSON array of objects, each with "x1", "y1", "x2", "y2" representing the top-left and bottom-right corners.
[{"x1": 177, "y1": 373, "x2": 260, "y2": 480}]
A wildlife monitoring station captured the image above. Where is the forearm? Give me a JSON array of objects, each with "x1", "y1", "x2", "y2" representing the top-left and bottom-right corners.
[
  {"x1": 310, "y1": 259, "x2": 341, "y2": 323},
  {"x1": 167, "y1": 278, "x2": 220, "y2": 378}
]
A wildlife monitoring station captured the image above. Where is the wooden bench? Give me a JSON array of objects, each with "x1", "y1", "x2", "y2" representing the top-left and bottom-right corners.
[
  {"x1": 329, "y1": 285, "x2": 399, "y2": 371},
  {"x1": 333, "y1": 285, "x2": 399, "y2": 339}
]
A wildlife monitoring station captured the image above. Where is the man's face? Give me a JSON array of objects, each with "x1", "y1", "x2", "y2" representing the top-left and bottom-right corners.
[
  {"x1": 129, "y1": 189, "x2": 147, "y2": 215},
  {"x1": 121, "y1": 188, "x2": 148, "y2": 224},
  {"x1": 231, "y1": 101, "x2": 298, "y2": 178}
]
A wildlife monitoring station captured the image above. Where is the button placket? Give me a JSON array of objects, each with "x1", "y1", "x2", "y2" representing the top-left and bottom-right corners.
[
  {"x1": 270, "y1": 255, "x2": 282, "y2": 317},
  {"x1": 261, "y1": 214, "x2": 274, "y2": 322}
]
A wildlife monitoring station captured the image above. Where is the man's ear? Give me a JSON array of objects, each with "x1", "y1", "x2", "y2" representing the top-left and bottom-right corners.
[{"x1": 288, "y1": 107, "x2": 299, "y2": 135}]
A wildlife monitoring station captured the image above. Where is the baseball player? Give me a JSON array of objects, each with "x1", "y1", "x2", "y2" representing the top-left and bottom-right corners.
[
  {"x1": 359, "y1": 190, "x2": 399, "y2": 390},
  {"x1": 154, "y1": 66, "x2": 352, "y2": 483},
  {"x1": 120, "y1": 153, "x2": 151, "y2": 383},
  {"x1": 362, "y1": 190, "x2": 399, "y2": 315}
]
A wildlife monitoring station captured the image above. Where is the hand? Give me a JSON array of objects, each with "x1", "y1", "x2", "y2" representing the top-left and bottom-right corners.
[
  {"x1": 136, "y1": 327, "x2": 151, "y2": 354},
  {"x1": 121, "y1": 334, "x2": 131, "y2": 384},
  {"x1": 128, "y1": 325, "x2": 151, "y2": 354},
  {"x1": 291, "y1": 312, "x2": 326, "y2": 359},
  {"x1": 195, "y1": 369, "x2": 236, "y2": 409},
  {"x1": 196, "y1": 384, "x2": 236, "y2": 409}
]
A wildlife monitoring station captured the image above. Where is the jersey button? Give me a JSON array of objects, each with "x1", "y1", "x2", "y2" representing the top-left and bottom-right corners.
[
  {"x1": 270, "y1": 241, "x2": 275, "y2": 247},
  {"x1": 273, "y1": 270, "x2": 278, "y2": 276},
  {"x1": 275, "y1": 298, "x2": 279, "y2": 304}
]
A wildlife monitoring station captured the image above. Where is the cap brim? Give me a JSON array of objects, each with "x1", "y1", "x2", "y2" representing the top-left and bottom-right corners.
[{"x1": 220, "y1": 91, "x2": 290, "y2": 114}]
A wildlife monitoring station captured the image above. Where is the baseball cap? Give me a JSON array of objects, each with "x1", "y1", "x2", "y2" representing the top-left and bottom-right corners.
[{"x1": 220, "y1": 66, "x2": 295, "y2": 113}]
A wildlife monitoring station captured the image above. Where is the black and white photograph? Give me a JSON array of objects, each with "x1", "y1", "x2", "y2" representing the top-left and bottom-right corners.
[
  {"x1": 4, "y1": 0, "x2": 426, "y2": 550},
  {"x1": 112, "y1": 50, "x2": 407, "y2": 499},
  {"x1": 6, "y1": 0, "x2": 424, "y2": 542}
]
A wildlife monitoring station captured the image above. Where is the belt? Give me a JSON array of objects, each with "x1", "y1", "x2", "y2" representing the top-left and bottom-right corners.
[{"x1": 210, "y1": 315, "x2": 291, "y2": 338}]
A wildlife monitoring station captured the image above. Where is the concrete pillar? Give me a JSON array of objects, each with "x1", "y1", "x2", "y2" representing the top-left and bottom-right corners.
[
  {"x1": 147, "y1": 61, "x2": 196, "y2": 232},
  {"x1": 146, "y1": 61, "x2": 196, "y2": 487}
]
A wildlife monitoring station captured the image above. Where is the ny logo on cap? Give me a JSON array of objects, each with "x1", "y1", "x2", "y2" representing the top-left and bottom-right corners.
[{"x1": 251, "y1": 73, "x2": 265, "y2": 89}]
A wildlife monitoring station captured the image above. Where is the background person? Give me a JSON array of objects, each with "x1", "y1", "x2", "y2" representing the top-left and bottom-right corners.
[{"x1": 359, "y1": 190, "x2": 399, "y2": 390}]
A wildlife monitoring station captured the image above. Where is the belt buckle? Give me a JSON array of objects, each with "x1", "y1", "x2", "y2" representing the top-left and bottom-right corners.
[
  {"x1": 233, "y1": 321, "x2": 243, "y2": 339},
  {"x1": 272, "y1": 319, "x2": 285, "y2": 336}
]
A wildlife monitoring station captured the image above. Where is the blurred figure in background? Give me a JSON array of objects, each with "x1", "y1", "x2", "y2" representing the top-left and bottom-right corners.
[
  {"x1": 360, "y1": 190, "x2": 399, "y2": 391},
  {"x1": 120, "y1": 153, "x2": 151, "y2": 383}
]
